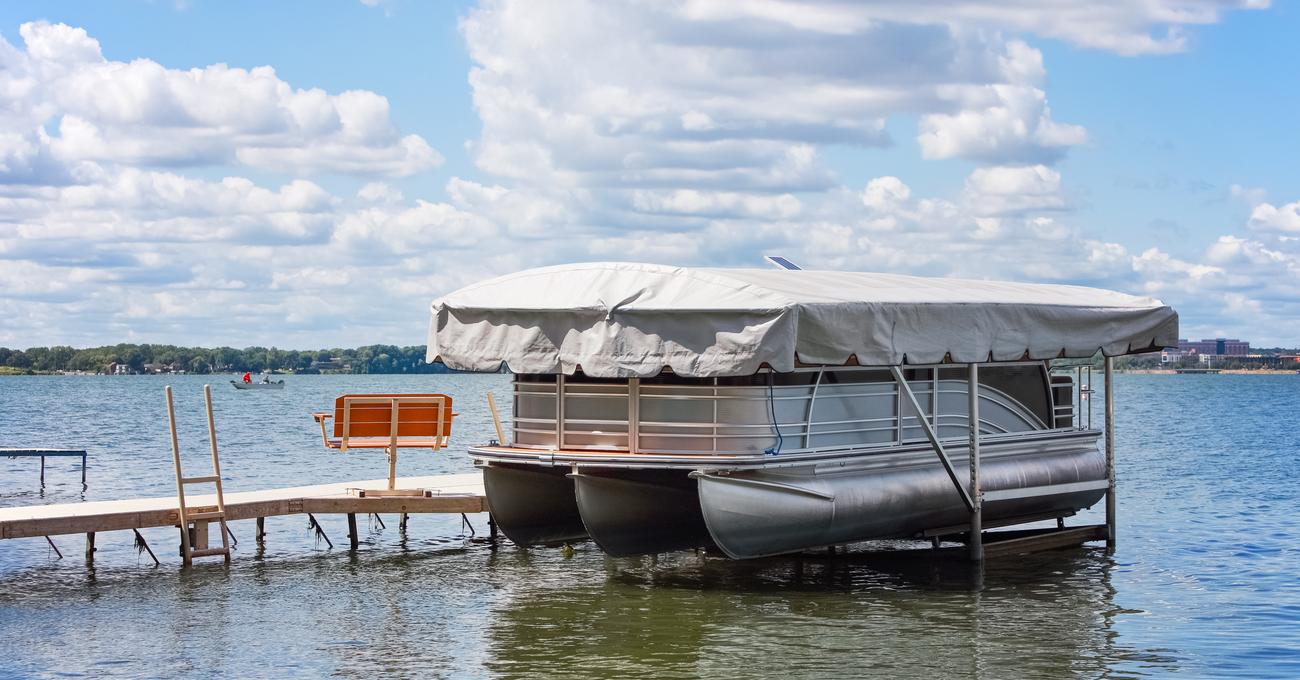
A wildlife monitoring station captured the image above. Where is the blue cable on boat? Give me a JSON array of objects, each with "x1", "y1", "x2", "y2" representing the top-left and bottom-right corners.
[{"x1": 765, "y1": 371, "x2": 784, "y2": 455}]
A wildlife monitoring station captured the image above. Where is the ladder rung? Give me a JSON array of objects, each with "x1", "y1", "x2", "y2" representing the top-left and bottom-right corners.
[
  {"x1": 186, "y1": 511, "x2": 226, "y2": 521},
  {"x1": 188, "y1": 547, "x2": 230, "y2": 558},
  {"x1": 182, "y1": 475, "x2": 220, "y2": 484}
]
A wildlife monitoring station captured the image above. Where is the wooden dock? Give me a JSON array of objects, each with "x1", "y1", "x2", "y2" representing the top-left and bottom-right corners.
[{"x1": 0, "y1": 472, "x2": 486, "y2": 549}]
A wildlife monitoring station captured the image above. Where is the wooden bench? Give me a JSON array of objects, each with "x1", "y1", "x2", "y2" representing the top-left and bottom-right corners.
[{"x1": 312, "y1": 394, "x2": 456, "y2": 496}]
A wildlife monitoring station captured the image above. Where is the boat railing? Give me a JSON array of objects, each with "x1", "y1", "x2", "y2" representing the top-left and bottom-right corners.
[
  {"x1": 512, "y1": 362, "x2": 1083, "y2": 456},
  {"x1": 1049, "y1": 364, "x2": 1094, "y2": 430}
]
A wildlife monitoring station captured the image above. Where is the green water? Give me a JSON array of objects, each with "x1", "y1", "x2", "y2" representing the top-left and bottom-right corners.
[{"x1": 1, "y1": 374, "x2": 1297, "y2": 678}]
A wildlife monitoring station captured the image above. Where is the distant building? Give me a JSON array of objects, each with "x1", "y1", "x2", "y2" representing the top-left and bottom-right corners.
[
  {"x1": 310, "y1": 357, "x2": 351, "y2": 372},
  {"x1": 1161, "y1": 349, "x2": 1187, "y2": 363},
  {"x1": 1177, "y1": 338, "x2": 1249, "y2": 356}
]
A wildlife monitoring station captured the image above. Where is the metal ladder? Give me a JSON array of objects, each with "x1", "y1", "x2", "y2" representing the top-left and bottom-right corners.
[{"x1": 166, "y1": 384, "x2": 231, "y2": 566}]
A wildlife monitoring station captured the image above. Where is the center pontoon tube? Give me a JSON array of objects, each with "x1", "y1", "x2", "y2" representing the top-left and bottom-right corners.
[{"x1": 428, "y1": 263, "x2": 1177, "y2": 559}]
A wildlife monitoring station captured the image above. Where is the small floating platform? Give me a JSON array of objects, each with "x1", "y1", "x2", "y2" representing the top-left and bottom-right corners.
[
  {"x1": 1, "y1": 448, "x2": 88, "y2": 487},
  {"x1": 0, "y1": 472, "x2": 484, "y2": 540}
]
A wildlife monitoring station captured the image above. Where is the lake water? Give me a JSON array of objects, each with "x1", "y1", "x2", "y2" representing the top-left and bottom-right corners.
[{"x1": 1, "y1": 373, "x2": 1297, "y2": 678}]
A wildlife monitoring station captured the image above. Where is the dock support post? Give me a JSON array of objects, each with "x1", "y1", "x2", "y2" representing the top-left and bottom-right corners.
[
  {"x1": 387, "y1": 444, "x2": 398, "y2": 492},
  {"x1": 45, "y1": 536, "x2": 63, "y2": 559},
  {"x1": 40, "y1": 455, "x2": 45, "y2": 487},
  {"x1": 133, "y1": 529, "x2": 160, "y2": 565},
  {"x1": 968, "y1": 363, "x2": 983, "y2": 562},
  {"x1": 1104, "y1": 355, "x2": 1116, "y2": 551},
  {"x1": 399, "y1": 513, "x2": 408, "y2": 532},
  {"x1": 85, "y1": 532, "x2": 95, "y2": 562},
  {"x1": 81, "y1": 451, "x2": 87, "y2": 488},
  {"x1": 347, "y1": 513, "x2": 359, "y2": 550},
  {"x1": 256, "y1": 517, "x2": 265, "y2": 542},
  {"x1": 307, "y1": 513, "x2": 333, "y2": 549},
  {"x1": 488, "y1": 514, "x2": 497, "y2": 541}
]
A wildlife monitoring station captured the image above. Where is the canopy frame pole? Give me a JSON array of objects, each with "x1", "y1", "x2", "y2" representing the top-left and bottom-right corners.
[
  {"x1": 968, "y1": 363, "x2": 983, "y2": 562},
  {"x1": 1104, "y1": 356, "x2": 1116, "y2": 551},
  {"x1": 628, "y1": 378, "x2": 640, "y2": 454},
  {"x1": 556, "y1": 374, "x2": 566, "y2": 450},
  {"x1": 890, "y1": 366, "x2": 975, "y2": 513}
]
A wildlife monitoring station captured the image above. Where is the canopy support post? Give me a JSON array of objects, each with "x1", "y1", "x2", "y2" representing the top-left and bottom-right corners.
[
  {"x1": 1104, "y1": 356, "x2": 1116, "y2": 552},
  {"x1": 890, "y1": 366, "x2": 975, "y2": 513},
  {"x1": 968, "y1": 363, "x2": 983, "y2": 562}
]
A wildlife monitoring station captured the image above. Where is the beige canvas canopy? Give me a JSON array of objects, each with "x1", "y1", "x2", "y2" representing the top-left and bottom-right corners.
[{"x1": 426, "y1": 262, "x2": 1179, "y2": 377}]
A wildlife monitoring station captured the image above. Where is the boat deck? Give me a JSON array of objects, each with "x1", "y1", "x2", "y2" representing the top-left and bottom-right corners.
[{"x1": 0, "y1": 472, "x2": 485, "y2": 540}]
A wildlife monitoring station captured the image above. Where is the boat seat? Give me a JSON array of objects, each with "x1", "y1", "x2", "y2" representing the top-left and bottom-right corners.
[{"x1": 312, "y1": 394, "x2": 456, "y2": 454}]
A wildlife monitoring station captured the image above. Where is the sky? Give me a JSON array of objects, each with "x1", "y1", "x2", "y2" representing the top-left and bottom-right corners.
[{"x1": 1, "y1": 0, "x2": 1297, "y2": 349}]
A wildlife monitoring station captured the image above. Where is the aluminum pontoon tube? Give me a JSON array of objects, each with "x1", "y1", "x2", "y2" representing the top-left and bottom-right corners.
[
  {"x1": 570, "y1": 470, "x2": 716, "y2": 556},
  {"x1": 481, "y1": 464, "x2": 588, "y2": 547},
  {"x1": 694, "y1": 445, "x2": 1107, "y2": 559}
]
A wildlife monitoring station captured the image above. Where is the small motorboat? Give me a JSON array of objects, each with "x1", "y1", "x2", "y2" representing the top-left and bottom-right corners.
[{"x1": 231, "y1": 379, "x2": 284, "y2": 390}]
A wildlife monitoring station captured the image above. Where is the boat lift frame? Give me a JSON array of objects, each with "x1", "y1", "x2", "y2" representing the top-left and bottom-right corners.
[{"x1": 891, "y1": 357, "x2": 1117, "y2": 561}]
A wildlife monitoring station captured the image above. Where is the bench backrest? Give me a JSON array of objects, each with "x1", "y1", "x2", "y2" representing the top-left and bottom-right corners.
[{"x1": 333, "y1": 393, "x2": 454, "y2": 448}]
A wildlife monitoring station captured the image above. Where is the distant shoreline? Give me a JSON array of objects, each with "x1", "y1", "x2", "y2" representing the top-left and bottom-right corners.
[{"x1": 1119, "y1": 368, "x2": 1300, "y2": 375}]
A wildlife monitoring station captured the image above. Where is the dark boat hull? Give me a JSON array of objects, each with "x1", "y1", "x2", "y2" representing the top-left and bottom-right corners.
[
  {"x1": 571, "y1": 469, "x2": 715, "y2": 556},
  {"x1": 482, "y1": 464, "x2": 588, "y2": 546},
  {"x1": 477, "y1": 438, "x2": 1107, "y2": 559}
]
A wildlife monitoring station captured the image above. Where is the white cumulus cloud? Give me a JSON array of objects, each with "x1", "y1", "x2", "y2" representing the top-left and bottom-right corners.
[{"x1": 0, "y1": 21, "x2": 441, "y2": 180}]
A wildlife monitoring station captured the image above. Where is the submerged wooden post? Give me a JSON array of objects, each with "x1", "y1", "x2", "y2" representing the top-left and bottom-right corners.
[
  {"x1": 968, "y1": 363, "x2": 983, "y2": 562},
  {"x1": 85, "y1": 532, "x2": 95, "y2": 561},
  {"x1": 347, "y1": 513, "x2": 359, "y2": 550},
  {"x1": 256, "y1": 517, "x2": 266, "y2": 542},
  {"x1": 193, "y1": 521, "x2": 209, "y2": 550},
  {"x1": 1104, "y1": 356, "x2": 1116, "y2": 551}
]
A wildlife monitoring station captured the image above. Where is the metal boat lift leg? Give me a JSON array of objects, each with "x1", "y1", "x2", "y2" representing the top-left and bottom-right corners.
[
  {"x1": 1105, "y1": 356, "x2": 1116, "y2": 551},
  {"x1": 969, "y1": 363, "x2": 983, "y2": 562},
  {"x1": 890, "y1": 366, "x2": 975, "y2": 513}
]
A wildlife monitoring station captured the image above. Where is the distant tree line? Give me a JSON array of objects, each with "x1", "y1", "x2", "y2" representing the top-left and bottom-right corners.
[{"x1": 0, "y1": 344, "x2": 463, "y2": 375}]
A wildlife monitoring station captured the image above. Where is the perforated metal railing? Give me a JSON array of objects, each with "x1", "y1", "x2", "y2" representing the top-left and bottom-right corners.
[{"x1": 513, "y1": 362, "x2": 1067, "y2": 455}]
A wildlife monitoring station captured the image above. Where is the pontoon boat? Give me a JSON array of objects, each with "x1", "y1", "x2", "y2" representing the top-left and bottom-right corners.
[{"x1": 427, "y1": 263, "x2": 1177, "y2": 559}]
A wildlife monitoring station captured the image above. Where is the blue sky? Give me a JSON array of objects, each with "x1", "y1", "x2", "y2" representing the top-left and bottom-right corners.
[{"x1": 1, "y1": 1, "x2": 1296, "y2": 348}]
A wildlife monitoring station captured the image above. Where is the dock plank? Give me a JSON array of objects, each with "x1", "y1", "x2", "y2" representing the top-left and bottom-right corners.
[{"x1": 0, "y1": 473, "x2": 485, "y2": 539}]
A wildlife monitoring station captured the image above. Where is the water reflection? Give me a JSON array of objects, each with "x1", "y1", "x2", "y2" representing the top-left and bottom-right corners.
[
  {"x1": 5, "y1": 374, "x2": 1299, "y2": 677},
  {"x1": 484, "y1": 545, "x2": 1178, "y2": 679}
]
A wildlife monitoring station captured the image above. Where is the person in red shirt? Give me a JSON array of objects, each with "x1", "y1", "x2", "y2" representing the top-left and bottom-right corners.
[{"x1": 242, "y1": 371, "x2": 252, "y2": 383}]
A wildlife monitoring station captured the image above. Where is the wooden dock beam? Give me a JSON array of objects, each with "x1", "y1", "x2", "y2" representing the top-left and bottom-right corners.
[
  {"x1": 981, "y1": 524, "x2": 1109, "y2": 558},
  {"x1": 0, "y1": 474, "x2": 485, "y2": 541}
]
